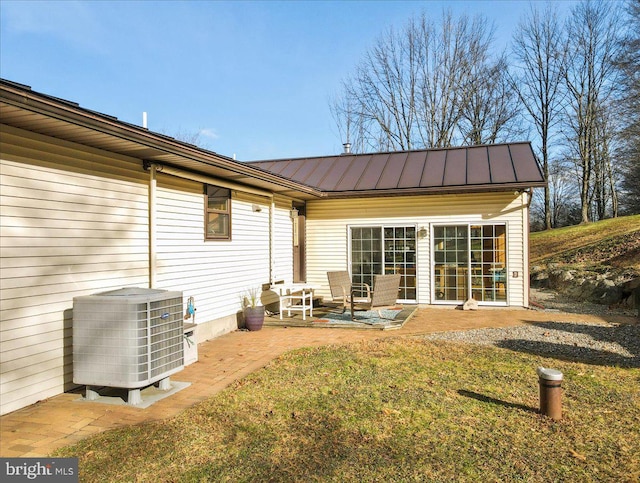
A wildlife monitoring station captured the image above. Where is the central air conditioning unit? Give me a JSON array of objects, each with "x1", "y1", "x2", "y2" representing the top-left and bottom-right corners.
[{"x1": 73, "y1": 287, "x2": 184, "y2": 405}]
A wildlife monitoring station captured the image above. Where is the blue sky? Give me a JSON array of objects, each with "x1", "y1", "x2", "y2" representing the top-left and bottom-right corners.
[{"x1": 0, "y1": 0, "x2": 576, "y2": 161}]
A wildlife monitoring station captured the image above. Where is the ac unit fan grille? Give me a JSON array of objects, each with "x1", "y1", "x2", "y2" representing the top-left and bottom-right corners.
[{"x1": 73, "y1": 288, "x2": 185, "y2": 389}]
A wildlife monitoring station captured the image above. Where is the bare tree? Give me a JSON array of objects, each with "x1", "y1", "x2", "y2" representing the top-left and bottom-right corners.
[
  {"x1": 157, "y1": 127, "x2": 211, "y2": 149},
  {"x1": 330, "y1": 89, "x2": 369, "y2": 154},
  {"x1": 562, "y1": 0, "x2": 623, "y2": 223},
  {"x1": 590, "y1": 102, "x2": 619, "y2": 219},
  {"x1": 332, "y1": 10, "x2": 507, "y2": 152},
  {"x1": 458, "y1": 54, "x2": 524, "y2": 145},
  {"x1": 511, "y1": 3, "x2": 565, "y2": 230},
  {"x1": 350, "y1": 24, "x2": 419, "y2": 151},
  {"x1": 413, "y1": 11, "x2": 496, "y2": 148},
  {"x1": 531, "y1": 156, "x2": 578, "y2": 230},
  {"x1": 549, "y1": 158, "x2": 579, "y2": 227},
  {"x1": 616, "y1": 0, "x2": 640, "y2": 214}
]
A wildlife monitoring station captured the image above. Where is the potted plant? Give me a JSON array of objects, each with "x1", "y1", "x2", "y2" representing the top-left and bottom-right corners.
[{"x1": 242, "y1": 287, "x2": 265, "y2": 331}]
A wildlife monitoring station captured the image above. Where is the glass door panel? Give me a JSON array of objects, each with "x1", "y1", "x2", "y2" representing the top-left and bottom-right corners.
[
  {"x1": 434, "y1": 224, "x2": 506, "y2": 303},
  {"x1": 351, "y1": 226, "x2": 417, "y2": 302},
  {"x1": 433, "y1": 225, "x2": 468, "y2": 302},
  {"x1": 351, "y1": 227, "x2": 382, "y2": 294},
  {"x1": 383, "y1": 226, "x2": 417, "y2": 300},
  {"x1": 469, "y1": 225, "x2": 507, "y2": 302}
]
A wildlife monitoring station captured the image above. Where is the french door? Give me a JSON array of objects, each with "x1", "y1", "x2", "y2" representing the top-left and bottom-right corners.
[
  {"x1": 350, "y1": 226, "x2": 417, "y2": 302},
  {"x1": 432, "y1": 224, "x2": 507, "y2": 304}
]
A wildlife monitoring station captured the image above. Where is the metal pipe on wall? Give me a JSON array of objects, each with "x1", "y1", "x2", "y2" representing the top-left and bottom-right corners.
[{"x1": 149, "y1": 164, "x2": 157, "y2": 288}]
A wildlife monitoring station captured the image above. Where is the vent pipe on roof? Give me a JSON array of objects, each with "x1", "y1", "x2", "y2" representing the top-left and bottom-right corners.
[
  {"x1": 142, "y1": 112, "x2": 148, "y2": 129},
  {"x1": 342, "y1": 142, "x2": 351, "y2": 154}
]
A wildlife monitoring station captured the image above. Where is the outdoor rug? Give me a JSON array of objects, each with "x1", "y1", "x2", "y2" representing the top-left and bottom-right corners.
[{"x1": 265, "y1": 305, "x2": 417, "y2": 330}]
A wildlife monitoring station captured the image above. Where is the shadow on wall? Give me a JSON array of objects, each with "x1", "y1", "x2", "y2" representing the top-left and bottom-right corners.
[{"x1": 64, "y1": 308, "x2": 76, "y2": 390}]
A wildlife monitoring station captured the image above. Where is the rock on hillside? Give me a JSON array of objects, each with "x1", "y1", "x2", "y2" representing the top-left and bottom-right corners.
[
  {"x1": 531, "y1": 265, "x2": 639, "y2": 310},
  {"x1": 530, "y1": 222, "x2": 640, "y2": 313}
]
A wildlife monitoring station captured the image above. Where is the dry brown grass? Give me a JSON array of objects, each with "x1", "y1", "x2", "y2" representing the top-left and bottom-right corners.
[
  {"x1": 55, "y1": 338, "x2": 640, "y2": 482},
  {"x1": 530, "y1": 215, "x2": 640, "y2": 271}
]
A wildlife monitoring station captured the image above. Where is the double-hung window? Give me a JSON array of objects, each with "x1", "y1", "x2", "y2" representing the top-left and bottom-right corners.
[{"x1": 205, "y1": 185, "x2": 231, "y2": 240}]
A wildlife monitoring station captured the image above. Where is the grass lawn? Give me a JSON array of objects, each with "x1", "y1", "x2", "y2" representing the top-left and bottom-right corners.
[
  {"x1": 55, "y1": 338, "x2": 639, "y2": 482},
  {"x1": 529, "y1": 214, "x2": 640, "y2": 269}
]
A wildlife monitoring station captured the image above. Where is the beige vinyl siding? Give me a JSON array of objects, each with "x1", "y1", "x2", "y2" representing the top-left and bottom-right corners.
[
  {"x1": 151, "y1": 178, "x2": 294, "y2": 328},
  {"x1": 272, "y1": 196, "x2": 294, "y2": 284},
  {"x1": 1, "y1": 125, "x2": 294, "y2": 415},
  {"x1": 512, "y1": 192, "x2": 527, "y2": 306},
  {"x1": 151, "y1": 177, "x2": 274, "y2": 329},
  {"x1": 306, "y1": 192, "x2": 528, "y2": 307},
  {"x1": 1, "y1": 125, "x2": 150, "y2": 415}
]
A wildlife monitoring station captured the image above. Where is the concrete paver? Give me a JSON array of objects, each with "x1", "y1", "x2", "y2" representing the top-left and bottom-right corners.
[{"x1": 0, "y1": 307, "x2": 633, "y2": 457}]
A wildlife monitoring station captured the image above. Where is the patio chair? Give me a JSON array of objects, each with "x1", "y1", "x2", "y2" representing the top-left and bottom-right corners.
[
  {"x1": 327, "y1": 271, "x2": 370, "y2": 313},
  {"x1": 350, "y1": 273, "x2": 401, "y2": 321}
]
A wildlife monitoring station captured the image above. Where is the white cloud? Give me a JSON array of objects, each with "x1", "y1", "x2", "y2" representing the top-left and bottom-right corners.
[{"x1": 199, "y1": 128, "x2": 220, "y2": 140}]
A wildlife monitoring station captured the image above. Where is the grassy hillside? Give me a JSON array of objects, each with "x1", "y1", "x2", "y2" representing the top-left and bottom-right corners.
[{"x1": 530, "y1": 215, "x2": 640, "y2": 273}]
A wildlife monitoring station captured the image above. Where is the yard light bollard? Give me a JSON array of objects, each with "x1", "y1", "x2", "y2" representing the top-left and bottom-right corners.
[{"x1": 537, "y1": 367, "x2": 563, "y2": 420}]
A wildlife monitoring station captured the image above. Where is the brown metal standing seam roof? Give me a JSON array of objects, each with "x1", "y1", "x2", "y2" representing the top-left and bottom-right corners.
[
  {"x1": 249, "y1": 142, "x2": 545, "y2": 196},
  {"x1": 1, "y1": 79, "x2": 544, "y2": 200}
]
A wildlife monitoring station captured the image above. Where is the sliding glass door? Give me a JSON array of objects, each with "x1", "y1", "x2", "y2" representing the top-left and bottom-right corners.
[
  {"x1": 350, "y1": 226, "x2": 416, "y2": 302},
  {"x1": 470, "y1": 225, "x2": 507, "y2": 303},
  {"x1": 433, "y1": 224, "x2": 507, "y2": 304}
]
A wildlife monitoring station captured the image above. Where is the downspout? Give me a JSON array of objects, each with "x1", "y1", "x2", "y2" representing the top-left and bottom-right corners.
[
  {"x1": 270, "y1": 199, "x2": 275, "y2": 284},
  {"x1": 525, "y1": 188, "x2": 534, "y2": 208},
  {"x1": 149, "y1": 164, "x2": 157, "y2": 288},
  {"x1": 523, "y1": 190, "x2": 531, "y2": 308},
  {"x1": 523, "y1": 187, "x2": 547, "y2": 309},
  {"x1": 144, "y1": 161, "x2": 276, "y2": 285}
]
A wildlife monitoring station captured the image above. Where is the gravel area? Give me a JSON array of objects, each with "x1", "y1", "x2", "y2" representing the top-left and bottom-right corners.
[
  {"x1": 425, "y1": 289, "x2": 639, "y2": 367},
  {"x1": 530, "y1": 287, "x2": 638, "y2": 318}
]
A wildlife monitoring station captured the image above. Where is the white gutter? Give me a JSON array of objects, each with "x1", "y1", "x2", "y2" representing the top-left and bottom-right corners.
[
  {"x1": 146, "y1": 162, "x2": 277, "y2": 284},
  {"x1": 149, "y1": 162, "x2": 274, "y2": 198}
]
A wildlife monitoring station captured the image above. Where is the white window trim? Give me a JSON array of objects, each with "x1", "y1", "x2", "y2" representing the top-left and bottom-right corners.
[
  {"x1": 430, "y1": 222, "x2": 509, "y2": 306},
  {"x1": 347, "y1": 223, "x2": 419, "y2": 304}
]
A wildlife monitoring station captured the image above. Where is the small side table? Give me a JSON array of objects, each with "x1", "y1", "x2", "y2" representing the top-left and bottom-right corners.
[{"x1": 271, "y1": 284, "x2": 314, "y2": 320}]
